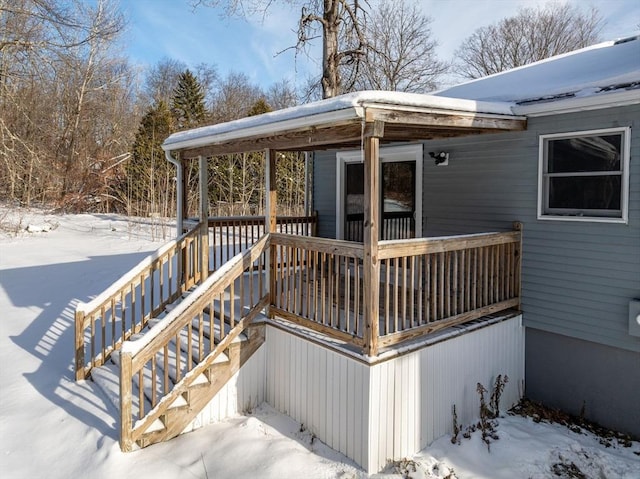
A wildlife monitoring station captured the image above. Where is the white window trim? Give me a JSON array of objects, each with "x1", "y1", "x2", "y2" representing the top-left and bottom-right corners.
[
  {"x1": 336, "y1": 144, "x2": 423, "y2": 240},
  {"x1": 537, "y1": 127, "x2": 631, "y2": 224}
]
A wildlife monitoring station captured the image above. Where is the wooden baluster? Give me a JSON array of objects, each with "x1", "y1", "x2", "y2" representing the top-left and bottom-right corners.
[
  {"x1": 119, "y1": 350, "x2": 133, "y2": 451},
  {"x1": 138, "y1": 369, "x2": 144, "y2": 418}
]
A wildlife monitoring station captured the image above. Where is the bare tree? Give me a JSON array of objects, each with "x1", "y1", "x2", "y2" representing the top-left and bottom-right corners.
[
  {"x1": 144, "y1": 58, "x2": 218, "y2": 108},
  {"x1": 0, "y1": 0, "x2": 135, "y2": 210},
  {"x1": 193, "y1": 0, "x2": 369, "y2": 98},
  {"x1": 210, "y1": 71, "x2": 264, "y2": 122},
  {"x1": 350, "y1": 0, "x2": 448, "y2": 92},
  {"x1": 143, "y1": 58, "x2": 188, "y2": 106},
  {"x1": 455, "y1": 2, "x2": 604, "y2": 79},
  {"x1": 266, "y1": 79, "x2": 299, "y2": 109}
]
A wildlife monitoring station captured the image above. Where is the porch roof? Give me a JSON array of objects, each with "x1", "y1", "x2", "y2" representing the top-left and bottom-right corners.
[{"x1": 162, "y1": 90, "x2": 526, "y2": 159}]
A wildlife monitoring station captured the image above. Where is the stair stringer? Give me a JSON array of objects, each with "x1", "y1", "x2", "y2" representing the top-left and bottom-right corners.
[{"x1": 136, "y1": 322, "x2": 266, "y2": 448}]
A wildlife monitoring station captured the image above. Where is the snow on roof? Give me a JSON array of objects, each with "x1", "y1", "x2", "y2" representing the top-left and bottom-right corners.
[
  {"x1": 435, "y1": 35, "x2": 640, "y2": 105},
  {"x1": 162, "y1": 90, "x2": 516, "y2": 151},
  {"x1": 163, "y1": 35, "x2": 640, "y2": 152}
]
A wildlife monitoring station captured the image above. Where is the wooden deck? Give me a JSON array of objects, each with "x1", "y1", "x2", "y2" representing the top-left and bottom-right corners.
[{"x1": 74, "y1": 215, "x2": 522, "y2": 453}]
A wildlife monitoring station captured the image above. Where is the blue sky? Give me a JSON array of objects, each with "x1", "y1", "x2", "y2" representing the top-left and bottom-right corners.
[{"x1": 122, "y1": 0, "x2": 640, "y2": 91}]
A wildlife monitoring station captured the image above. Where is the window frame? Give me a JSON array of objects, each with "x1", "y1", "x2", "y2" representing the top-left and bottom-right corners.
[
  {"x1": 336, "y1": 144, "x2": 423, "y2": 240},
  {"x1": 537, "y1": 127, "x2": 631, "y2": 224}
]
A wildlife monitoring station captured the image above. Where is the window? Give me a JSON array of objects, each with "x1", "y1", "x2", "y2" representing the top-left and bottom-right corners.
[{"x1": 538, "y1": 127, "x2": 630, "y2": 223}]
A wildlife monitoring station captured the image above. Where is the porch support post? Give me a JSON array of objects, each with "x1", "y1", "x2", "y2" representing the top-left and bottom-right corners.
[
  {"x1": 199, "y1": 155, "x2": 209, "y2": 280},
  {"x1": 181, "y1": 161, "x2": 189, "y2": 230},
  {"x1": 513, "y1": 221, "x2": 523, "y2": 310},
  {"x1": 265, "y1": 149, "x2": 277, "y2": 318},
  {"x1": 363, "y1": 136, "x2": 380, "y2": 357}
]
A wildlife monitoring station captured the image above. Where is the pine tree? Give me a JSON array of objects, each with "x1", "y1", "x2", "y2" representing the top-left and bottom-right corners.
[
  {"x1": 172, "y1": 69, "x2": 207, "y2": 130},
  {"x1": 124, "y1": 101, "x2": 175, "y2": 216}
]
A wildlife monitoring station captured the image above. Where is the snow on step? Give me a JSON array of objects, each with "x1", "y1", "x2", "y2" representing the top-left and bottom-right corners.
[
  {"x1": 91, "y1": 361, "x2": 166, "y2": 431},
  {"x1": 110, "y1": 351, "x2": 189, "y2": 410},
  {"x1": 191, "y1": 316, "x2": 248, "y2": 344},
  {"x1": 163, "y1": 327, "x2": 227, "y2": 385}
]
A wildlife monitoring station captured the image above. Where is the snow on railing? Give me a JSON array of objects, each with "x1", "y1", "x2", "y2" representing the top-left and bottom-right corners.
[
  {"x1": 118, "y1": 234, "x2": 270, "y2": 451},
  {"x1": 75, "y1": 224, "x2": 204, "y2": 380}
]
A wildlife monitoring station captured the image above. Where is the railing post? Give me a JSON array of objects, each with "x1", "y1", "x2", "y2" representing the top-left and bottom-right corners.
[
  {"x1": 363, "y1": 136, "x2": 380, "y2": 357},
  {"x1": 513, "y1": 221, "x2": 523, "y2": 310},
  {"x1": 265, "y1": 149, "x2": 277, "y2": 319},
  {"x1": 199, "y1": 155, "x2": 209, "y2": 280},
  {"x1": 75, "y1": 310, "x2": 85, "y2": 380},
  {"x1": 119, "y1": 349, "x2": 133, "y2": 452}
]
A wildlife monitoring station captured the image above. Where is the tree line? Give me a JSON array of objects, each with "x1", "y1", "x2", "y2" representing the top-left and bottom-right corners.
[{"x1": 0, "y1": 0, "x2": 603, "y2": 218}]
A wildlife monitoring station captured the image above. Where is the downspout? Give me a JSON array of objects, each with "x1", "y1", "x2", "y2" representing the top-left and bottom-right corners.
[{"x1": 165, "y1": 150, "x2": 183, "y2": 237}]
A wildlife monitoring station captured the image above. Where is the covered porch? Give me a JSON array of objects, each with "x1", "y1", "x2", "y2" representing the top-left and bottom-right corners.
[
  {"x1": 74, "y1": 91, "x2": 528, "y2": 469},
  {"x1": 164, "y1": 91, "x2": 527, "y2": 356}
]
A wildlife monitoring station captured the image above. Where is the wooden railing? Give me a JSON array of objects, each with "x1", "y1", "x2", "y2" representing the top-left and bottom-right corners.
[
  {"x1": 268, "y1": 225, "x2": 521, "y2": 355},
  {"x1": 345, "y1": 211, "x2": 414, "y2": 242},
  {"x1": 208, "y1": 213, "x2": 317, "y2": 272},
  {"x1": 75, "y1": 224, "x2": 205, "y2": 380},
  {"x1": 269, "y1": 233, "x2": 366, "y2": 348},
  {"x1": 375, "y1": 225, "x2": 522, "y2": 350},
  {"x1": 119, "y1": 234, "x2": 270, "y2": 451}
]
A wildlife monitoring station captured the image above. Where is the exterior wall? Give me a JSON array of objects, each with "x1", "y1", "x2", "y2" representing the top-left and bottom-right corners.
[
  {"x1": 526, "y1": 329, "x2": 640, "y2": 437},
  {"x1": 312, "y1": 150, "x2": 339, "y2": 238},
  {"x1": 265, "y1": 317, "x2": 524, "y2": 472},
  {"x1": 310, "y1": 104, "x2": 640, "y2": 436},
  {"x1": 368, "y1": 315, "x2": 524, "y2": 472},
  {"x1": 265, "y1": 326, "x2": 371, "y2": 468},
  {"x1": 193, "y1": 344, "x2": 266, "y2": 430},
  {"x1": 418, "y1": 104, "x2": 640, "y2": 434},
  {"x1": 420, "y1": 104, "x2": 640, "y2": 354}
]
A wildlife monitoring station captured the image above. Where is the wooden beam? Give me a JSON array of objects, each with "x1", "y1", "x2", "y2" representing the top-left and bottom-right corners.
[
  {"x1": 266, "y1": 149, "x2": 277, "y2": 319},
  {"x1": 363, "y1": 136, "x2": 380, "y2": 357},
  {"x1": 179, "y1": 121, "x2": 366, "y2": 158},
  {"x1": 365, "y1": 107, "x2": 527, "y2": 131},
  {"x1": 265, "y1": 149, "x2": 277, "y2": 234},
  {"x1": 180, "y1": 161, "x2": 189, "y2": 222},
  {"x1": 199, "y1": 155, "x2": 209, "y2": 280}
]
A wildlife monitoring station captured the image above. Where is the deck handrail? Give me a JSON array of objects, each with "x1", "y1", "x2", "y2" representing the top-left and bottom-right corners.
[
  {"x1": 375, "y1": 224, "x2": 523, "y2": 352},
  {"x1": 75, "y1": 223, "x2": 204, "y2": 380},
  {"x1": 269, "y1": 233, "x2": 367, "y2": 349},
  {"x1": 267, "y1": 224, "x2": 522, "y2": 356},
  {"x1": 208, "y1": 212, "x2": 317, "y2": 272},
  {"x1": 118, "y1": 234, "x2": 270, "y2": 451}
]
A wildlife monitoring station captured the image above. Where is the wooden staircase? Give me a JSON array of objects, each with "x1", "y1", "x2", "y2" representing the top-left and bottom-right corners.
[
  {"x1": 76, "y1": 228, "x2": 270, "y2": 451},
  {"x1": 91, "y1": 289, "x2": 266, "y2": 448}
]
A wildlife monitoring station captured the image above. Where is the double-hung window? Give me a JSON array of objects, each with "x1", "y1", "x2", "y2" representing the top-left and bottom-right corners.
[{"x1": 538, "y1": 127, "x2": 630, "y2": 223}]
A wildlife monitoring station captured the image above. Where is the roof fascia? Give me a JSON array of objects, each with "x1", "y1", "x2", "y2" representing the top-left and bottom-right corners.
[
  {"x1": 162, "y1": 107, "x2": 364, "y2": 152},
  {"x1": 513, "y1": 89, "x2": 640, "y2": 117}
]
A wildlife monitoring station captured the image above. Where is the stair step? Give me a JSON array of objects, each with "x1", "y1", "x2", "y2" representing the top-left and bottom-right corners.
[
  {"x1": 91, "y1": 362, "x2": 153, "y2": 419},
  {"x1": 191, "y1": 316, "x2": 248, "y2": 344},
  {"x1": 136, "y1": 417, "x2": 166, "y2": 434}
]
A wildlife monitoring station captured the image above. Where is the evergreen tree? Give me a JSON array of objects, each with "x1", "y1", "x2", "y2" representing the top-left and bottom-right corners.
[
  {"x1": 247, "y1": 97, "x2": 271, "y2": 117},
  {"x1": 172, "y1": 69, "x2": 207, "y2": 130},
  {"x1": 124, "y1": 101, "x2": 175, "y2": 216}
]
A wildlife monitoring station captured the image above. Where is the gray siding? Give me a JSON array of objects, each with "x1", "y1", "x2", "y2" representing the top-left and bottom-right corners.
[
  {"x1": 312, "y1": 104, "x2": 640, "y2": 353},
  {"x1": 422, "y1": 104, "x2": 640, "y2": 354},
  {"x1": 312, "y1": 149, "x2": 338, "y2": 238}
]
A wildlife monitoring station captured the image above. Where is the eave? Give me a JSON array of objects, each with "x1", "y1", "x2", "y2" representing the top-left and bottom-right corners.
[{"x1": 162, "y1": 92, "x2": 527, "y2": 159}]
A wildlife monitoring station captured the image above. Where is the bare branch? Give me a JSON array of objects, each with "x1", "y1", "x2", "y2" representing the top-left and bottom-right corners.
[{"x1": 455, "y1": 1, "x2": 604, "y2": 79}]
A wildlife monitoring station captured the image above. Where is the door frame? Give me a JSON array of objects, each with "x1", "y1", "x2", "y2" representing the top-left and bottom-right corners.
[{"x1": 336, "y1": 144, "x2": 423, "y2": 240}]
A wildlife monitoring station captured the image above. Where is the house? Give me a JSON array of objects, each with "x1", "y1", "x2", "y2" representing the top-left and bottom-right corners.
[{"x1": 74, "y1": 35, "x2": 639, "y2": 473}]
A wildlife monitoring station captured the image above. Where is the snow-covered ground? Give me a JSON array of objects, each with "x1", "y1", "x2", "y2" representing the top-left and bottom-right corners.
[{"x1": 1, "y1": 207, "x2": 638, "y2": 478}]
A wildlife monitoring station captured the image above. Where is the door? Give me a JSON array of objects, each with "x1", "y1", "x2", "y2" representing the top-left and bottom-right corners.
[{"x1": 338, "y1": 145, "x2": 422, "y2": 241}]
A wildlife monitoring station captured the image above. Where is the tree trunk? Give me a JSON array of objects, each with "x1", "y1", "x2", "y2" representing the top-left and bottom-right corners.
[{"x1": 322, "y1": 0, "x2": 340, "y2": 99}]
